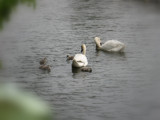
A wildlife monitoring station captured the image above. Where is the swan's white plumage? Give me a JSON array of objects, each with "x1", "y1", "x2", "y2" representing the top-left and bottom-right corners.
[
  {"x1": 102, "y1": 40, "x2": 125, "y2": 52},
  {"x1": 94, "y1": 37, "x2": 125, "y2": 52},
  {"x1": 72, "y1": 44, "x2": 88, "y2": 68},
  {"x1": 72, "y1": 54, "x2": 88, "y2": 67}
]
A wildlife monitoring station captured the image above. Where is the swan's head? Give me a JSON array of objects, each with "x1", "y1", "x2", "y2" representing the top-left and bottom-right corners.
[
  {"x1": 94, "y1": 37, "x2": 101, "y2": 49},
  {"x1": 81, "y1": 44, "x2": 86, "y2": 55}
]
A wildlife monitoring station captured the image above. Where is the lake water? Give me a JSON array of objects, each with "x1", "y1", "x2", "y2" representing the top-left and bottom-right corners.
[{"x1": 0, "y1": 0, "x2": 160, "y2": 120}]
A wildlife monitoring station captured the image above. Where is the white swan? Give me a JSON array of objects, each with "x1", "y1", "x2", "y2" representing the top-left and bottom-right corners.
[
  {"x1": 72, "y1": 44, "x2": 88, "y2": 68},
  {"x1": 94, "y1": 37, "x2": 125, "y2": 52}
]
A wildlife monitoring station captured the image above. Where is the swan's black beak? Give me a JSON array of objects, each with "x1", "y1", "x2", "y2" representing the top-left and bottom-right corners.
[
  {"x1": 81, "y1": 46, "x2": 83, "y2": 53},
  {"x1": 81, "y1": 49, "x2": 83, "y2": 53}
]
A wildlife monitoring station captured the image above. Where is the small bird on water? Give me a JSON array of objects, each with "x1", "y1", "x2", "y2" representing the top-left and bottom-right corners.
[
  {"x1": 81, "y1": 67, "x2": 92, "y2": 72},
  {"x1": 66, "y1": 55, "x2": 74, "y2": 60},
  {"x1": 39, "y1": 65, "x2": 51, "y2": 72},
  {"x1": 39, "y1": 57, "x2": 51, "y2": 72},
  {"x1": 39, "y1": 57, "x2": 47, "y2": 65}
]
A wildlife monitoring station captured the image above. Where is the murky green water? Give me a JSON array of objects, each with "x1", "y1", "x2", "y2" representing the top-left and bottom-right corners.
[{"x1": 0, "y1": 0, "x2": 160, "y2": 120}]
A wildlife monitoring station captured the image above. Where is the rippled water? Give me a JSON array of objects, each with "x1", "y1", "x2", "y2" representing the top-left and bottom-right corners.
[{"x1": 0, "y1": 0, "x2": 160, "y2": 120}]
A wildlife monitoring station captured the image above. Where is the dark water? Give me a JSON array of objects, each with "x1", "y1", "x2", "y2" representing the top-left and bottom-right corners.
[{"x1": 0, "y1": 0, "x2": 160, "y2": 120}]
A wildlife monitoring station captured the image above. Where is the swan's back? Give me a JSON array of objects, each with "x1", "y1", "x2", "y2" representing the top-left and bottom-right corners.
[
  {"x1": 102, "y1": 40, "x2": 125, "y2": 52},
  {"x1": 74, "y1": 54, "x2": 88, "y2": 66},
  {"x1": 72, "y1": 54, "x2": 88, "y2": 67}
]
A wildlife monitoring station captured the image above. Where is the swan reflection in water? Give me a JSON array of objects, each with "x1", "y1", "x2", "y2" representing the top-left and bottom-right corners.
[
  {"x1": 72, "y1": 66, "x2": 92, "y2": 79},
  {"x1": 72, "y1": 67, "x2": 82, "y2": 73}
]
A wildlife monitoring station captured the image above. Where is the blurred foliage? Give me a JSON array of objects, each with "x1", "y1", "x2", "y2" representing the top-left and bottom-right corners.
[
  {"x1": 0, "y1": 84, "x2": 52, "y2": 120},
  {"x1": 0, "y1": 0, "x2": 36, "y2": 30},
  {"x1": 0, "y1": 60, "x2": 2, "y2": 69}
]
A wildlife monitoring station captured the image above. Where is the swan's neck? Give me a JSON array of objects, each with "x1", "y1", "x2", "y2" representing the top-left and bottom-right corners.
[
  {"x1": 81, "y1": 44, "x2": 86, "y2": 55},
  {"x1": 82, "y1": 48, "x2": 86, "y2": 55},
  {"x1": 95, "y1": 40, "x2": 101, "y2": 49}
]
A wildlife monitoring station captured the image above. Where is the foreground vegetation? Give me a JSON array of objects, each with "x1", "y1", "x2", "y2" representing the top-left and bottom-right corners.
[
  {"x1": 0, "y1": 60, "x2": 2, "y2": 69},
  {"x1": 0, "y1": 0, "x2": 35, "y2": 29}
]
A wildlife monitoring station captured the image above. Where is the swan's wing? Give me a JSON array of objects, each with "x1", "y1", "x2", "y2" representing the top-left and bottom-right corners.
[
  {"x1": 73, "y1": 60, "x2": 85, "y2": 67},
  {"x1": 102, "y1": 40, "x2": 124, "y2": 51},
  {"x1": 108, "y1": 45, "x2": 125, "y2": 52},
  {"x1": 74, "y1": 54, "x2": 88, "y2": 66}
]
